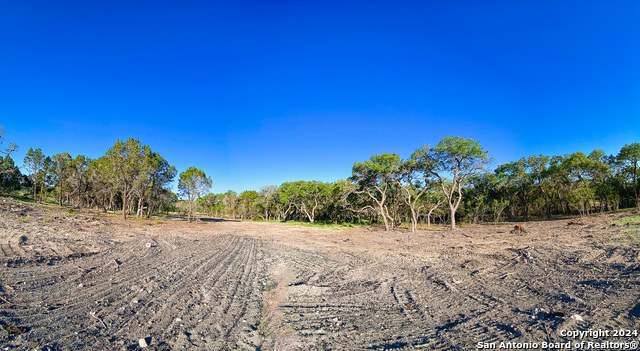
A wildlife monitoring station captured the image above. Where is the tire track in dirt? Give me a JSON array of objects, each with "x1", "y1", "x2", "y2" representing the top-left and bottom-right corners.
[
  {"x1": 138, "y1": 238, "x2": 246, "y2": 337},
  {"x1": 275, "y1": 252, "x2": 446, "y2": 349},
  {"x1": 108, "y1": 235, "x2": 264, "y2": 349},
  {"x1": 1, "y1": 234, "x2": 271, "y2": 350},
  {"x1": 103, "y1": 237, "x2": 241, "y2": 340},
  {"x1": 172, "y1": 236, "x2": 262, "y2": 348}
]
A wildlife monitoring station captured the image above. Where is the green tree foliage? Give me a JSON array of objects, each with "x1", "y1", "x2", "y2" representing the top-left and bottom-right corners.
[
  {"x1": 178, "y1": 166, "x2": 212, "y2": 222},
  {"x1": 14, "y1": 139, "x2": 178, "y2": 219},
  {"x1": 51, "y1": 152, "x2": 72, "y2": 205},
  {"x1": 68, "y1": 155, "x2": 90, "y2": 208},
  {"x1": 617, "y1": 142, "x2": 640, "y2": 208},
  {"x1": 238, "y1": 190, "x2": 259, "y2": 220},
  {"x1": 325, "y1": 180, "x2": 356, "y2": 224},
  {"x1": 256, "y1": 186, "x2": 277, "y2": 220},
  {"x1": 202, "y1": 181, "x2": 355, "y2": 224},
  {"x1": 395, "y1": 156, "x2": 443, "y2": 232},
  {"x1": 222, "y1": 190, "x2": 239, "y2": 219},
  {"x1": 282, "y1": 181, "x2": 331, "y2": 223},
  {"x1": 198, "y1": 193, "x2": 225, "y2": 217},
  {"x1": 271, "y1": 186, "x2": 292, "y2": 221},
  {"x1": 133, "y1": 148, "x2": 177, "y2": 218},
  {"x1": 36, "y1": 156, "x2": 53, "y2": 202},
  {"x1": 107, "y1": 138, "x2": 144, "y2": 219},
  {"x1": 0, "y1": 156, "x2": 21, "y2": 193},
  {"x1": 24, "y1": 147, "x2": 45, "y2": 202},
  {"x1": 414, "y1": 137, "x2": 491, "y2": 230},
  {"x1": 0, "y1": 126, "x2": 18, "y2": 178},
  {"x1": 87, "y1": 156, "x2": 114, "y2": 212},
  {"x1": 146, "y1": 157, "x2": 177, "y2": 218},
  {"x1": 351, "y1": 153, "x2": 401, "y2": 231},
  {"x1": 100, "y1": 139, "x2": 176, "y2": 218},
  {"x1": 11, "y1": 133, "x2": 640, "y2": 229},
  {"x1": 525, "y1": 155, "x2": 552, "y2": 218}
]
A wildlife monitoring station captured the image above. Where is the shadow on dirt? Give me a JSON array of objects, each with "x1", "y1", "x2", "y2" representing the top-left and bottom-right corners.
[
  {"x1": 157, "y1": 214, "x2": 240, "y2": 223},
  {"x1": 198, "y1": 217, "x2": 241, "y2": 223}
]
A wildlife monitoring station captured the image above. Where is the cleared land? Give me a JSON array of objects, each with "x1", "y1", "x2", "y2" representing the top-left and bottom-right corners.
[{"x1": 1, "y1": 198, "x2": 639, "y2": 350}]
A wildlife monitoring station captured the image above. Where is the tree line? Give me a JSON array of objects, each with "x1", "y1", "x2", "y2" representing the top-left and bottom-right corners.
[
  {"x1": 195, "y1": 137, "x2": 640, "y2": 231},
  {"x1": 0, "y1": 130, "x2": 211, "y2": 222},
  {"x1": 1, "y1": 126, "x2": 639, "y2": 230}
]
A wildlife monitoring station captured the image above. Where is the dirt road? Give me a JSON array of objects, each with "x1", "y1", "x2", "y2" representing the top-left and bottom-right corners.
[{"x1": 1, "y1": 199, "x2": 639, "y2": 350}]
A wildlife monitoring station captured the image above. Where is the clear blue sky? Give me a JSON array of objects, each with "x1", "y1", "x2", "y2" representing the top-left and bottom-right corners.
[{"x1": 1, "y1": 1, "x2": 639, "y2": 193}]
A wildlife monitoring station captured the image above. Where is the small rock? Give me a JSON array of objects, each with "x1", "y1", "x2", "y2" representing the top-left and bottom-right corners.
[
  {"x1": 78, "y1": 283, "x2": 83, "y2": 288},
  {"x1": 139, "y1": 336, "x2": 152, "y2": 348},
  {"x1": 571, "y1": 314, "x2": 584, "y2": 322}
]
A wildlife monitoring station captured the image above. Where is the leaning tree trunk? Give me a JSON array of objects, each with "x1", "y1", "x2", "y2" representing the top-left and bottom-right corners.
[
  {"x1": 410, "y1": 207, "x2": 418, "y2": 232},
  {"x1": 378, "y1": 201, "x2": 389, "y2": 231},
  {"x1": 136, "y1": 197, "x2": 143, "y2": 218}
]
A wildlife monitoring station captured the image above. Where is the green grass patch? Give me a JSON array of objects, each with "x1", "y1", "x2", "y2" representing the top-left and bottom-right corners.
[
  {"x1": 610, "y1": 216, "x2": 640, "y2": 245},
  {"x1": 613, "y1": 216, "x2": 640, "y2": 226},
  {"x1": 282, "y1": 220, "x2": 367, "y2": 230}
]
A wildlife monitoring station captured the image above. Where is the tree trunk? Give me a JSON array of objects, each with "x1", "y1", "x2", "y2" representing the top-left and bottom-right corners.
[
  {"x1": 137, "y1": 197, "x2": 144, "y2": 218},
  {"x1": 122, "y1": 193, "x2": 127, "y2": 219},
  {"x1": 378, "y1": 201, "x2": 389, "y2": 231},
  {"x1": 545, "y1": 197, "x2": 551, "y2": 219},
  {"x1": 450, "y1": 203, "x2": 457, "y2": 230},
  {"x1": 634, "y1": 164, "x2": 639, "y2": 208},
  {"x1": 409, "y1": 207, "x2": 417, "y2": 232}
]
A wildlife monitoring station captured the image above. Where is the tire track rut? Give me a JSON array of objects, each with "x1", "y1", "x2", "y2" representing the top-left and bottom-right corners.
[{"x1": 1, "y1": 234, "x2": 270, "y2": 350}]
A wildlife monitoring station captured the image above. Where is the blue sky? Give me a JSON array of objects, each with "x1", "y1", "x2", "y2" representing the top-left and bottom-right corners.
[{"x1": 1, "y1": 1, "x2": 639, "y2": 193}]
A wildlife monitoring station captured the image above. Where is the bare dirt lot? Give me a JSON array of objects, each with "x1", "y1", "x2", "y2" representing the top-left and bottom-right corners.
[{"x1": 1, "y1": 198, "x2": 639, "y2": 350}]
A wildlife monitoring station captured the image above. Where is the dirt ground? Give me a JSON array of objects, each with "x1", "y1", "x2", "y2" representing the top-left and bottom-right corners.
[{"x1": 1, "y1": 198, "x2": 639, "y2": 350}]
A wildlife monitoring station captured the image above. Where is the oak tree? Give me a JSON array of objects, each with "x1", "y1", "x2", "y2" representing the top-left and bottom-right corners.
[
  {"x1": 351, "y1": 153, "x2": 401, "y2": 231},
  {"x1": 414, "y1": 137, "x2": 491, "y2": 230}
]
